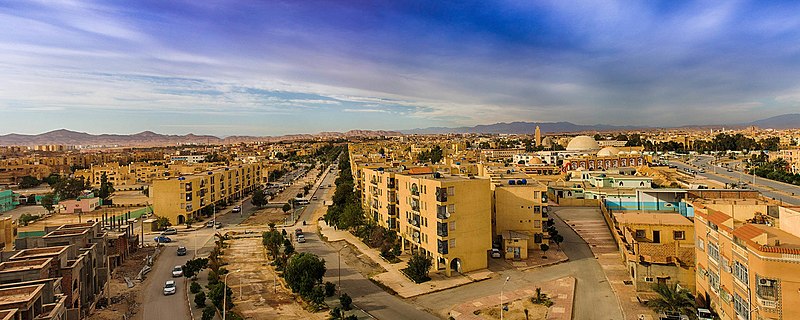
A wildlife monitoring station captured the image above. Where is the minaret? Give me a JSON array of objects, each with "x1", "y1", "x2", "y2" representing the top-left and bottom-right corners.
[{"x1": 534, "y1": 126, "x2": 542, "y2": 147}]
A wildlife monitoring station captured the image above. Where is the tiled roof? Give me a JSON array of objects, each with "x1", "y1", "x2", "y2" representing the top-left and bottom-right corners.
[{"x1": 731, "y1": 224, "x2": 764, "y2": 241}]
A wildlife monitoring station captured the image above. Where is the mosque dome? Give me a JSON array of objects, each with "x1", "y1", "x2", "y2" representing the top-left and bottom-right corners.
[
  {"x1": 566, "y1": 136, "x2": 600, "y2": 151},
  {"x1": 597, "y1": 146, "x2": 621, "y2": 157}
]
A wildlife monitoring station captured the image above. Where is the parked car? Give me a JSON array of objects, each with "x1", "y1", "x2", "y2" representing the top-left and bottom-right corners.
[
  {"x1": 206, "y1": 221, "x2": 215, "y2": 228},
  {"x1": 177, "y1": 246, "x2": 187, "y2": 256},
  {"x1": 232, "y1": 206, "x2": 241, "y2": 213},
  {"x1": 727, "y1": 168, "x2": 734, "y2": 172},
  {"x1": 215, "y1": 222, "x2": 223, "y2": 229},
  {"x1": 154, "y1": 236, "x2": 172, "y2": 243},
  {"x1": 162, "y1": 227, "x2": 178, "y2": 235},
  {"x1": 658, "y1": 311, "x2": 689, "y2": 320},
  {"x1": 311, "y1": 196, "x2": 318, "y2": 200},
  {"x1": 163, "y1": 280, "x2": 177, "y2": 295},
  {"x1": 297, "y1": 234, "x2": 306, "y2": 243},
  {"x1": 491, "y1": 248, "x2": 502, "y2": 258},
  {"x1": 172, "y1": 265, "x2": 183, "y2": 277},
  {"x1": 295, "y1": 228, "x2": 303, "y2": 236},
  {"x1": 696, "y1": 308, "x2": 713, "y2": 320}
]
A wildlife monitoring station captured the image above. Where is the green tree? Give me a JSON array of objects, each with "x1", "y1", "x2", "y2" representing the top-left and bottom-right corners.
[
  {"x1": 155, "y1": 216, "x2": 171, "y2": 231},
  {"x1": 283, "y1": 252, "x2": 327, "y2": 298},
  {"x1": 18, "y1": 176, "x2": 41, "y2": 189},
  {"x1": 208, "y1": 283, "x2": 233, "y2": 310},
  {"x1": 330, "y1": 307, "x2": 342, "y2": 320},
  {"x1": 41, "y1": 193, "x2": 56, "y2": 214},
  {"x1": 540, "y1": 243, "x2": 550, "y2": 258},
  {"x1": 262, "y1": 230, "x2": 284, "y2": 260},
  {"x1": 251, "y1": 187, "x2": 268, "y2": 207},
  {"x1": 339, "y1": 293, "x2": 353, "y2": 311},
  {"x1": 202, "y1": 305, "x2": 216, "y2": 320},
  {"x1": 552, "y1": 234, "x2": 564, "y2": 250},
  {"x1": 405, "y1": 254, "x2": 432, "y2": 283},
  {"x1": 190, "y1": 281, "x2": 202, "y2": 294},
  {"x1": 194, "y1": 291, "x2": 206, "y2": 307},
  {"x1": 282, "y1": 203, "x2": 292, "y2": 213},
  {"x1": 98, "y1": 172, "x2": 115, "y2": 199},
  {"x1": 52, "y1": 176, "x2": 87, "y2": 200},
  {"x1": 183, "y1": 258, "x2": 209, "y2": 279},
  {"x1": 18, "y1": 213, "x2": 40, "y2": 226},
  {"x1": 646, "y1": 283, "x2": 696, "y2": 317},
  {"x1": 324, "y1": 281, "x2": 336, "y2": 297}
]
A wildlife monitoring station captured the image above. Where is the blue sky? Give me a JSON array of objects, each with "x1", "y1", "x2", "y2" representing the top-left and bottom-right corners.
[{"x1": 2, "y1": 1, "x2": 800, "y2": 136}]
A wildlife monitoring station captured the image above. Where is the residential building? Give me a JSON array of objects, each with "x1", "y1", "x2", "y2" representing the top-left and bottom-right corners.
[{"x1": 0, "y1": 190, "x2": 18, "y2": 213}]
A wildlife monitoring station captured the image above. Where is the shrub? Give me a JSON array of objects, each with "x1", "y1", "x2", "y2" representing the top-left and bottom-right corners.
[
  {"x1": 194, "y1": 291, "x2": 206, "y2": 308},
  {"x1": 330, "y1": 307, "x2": 342, "y2": 319},
  {"x1": 201, "y1": 305, "x2": 216, "y2": 320},
  {"x1": 324, "y1": 281, "x2": 336, "y2": 297},
  {"x1": 190, "y1": 281, "x2": 202, "y2": 294},
  {"x1": 339, "y1": 293, "x2": 353, "y2": 311}
]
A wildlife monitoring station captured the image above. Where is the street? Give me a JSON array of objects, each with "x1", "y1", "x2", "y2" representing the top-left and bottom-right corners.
[{"x1": 674, "y1": 155, "x2": 800, "y2": 205}]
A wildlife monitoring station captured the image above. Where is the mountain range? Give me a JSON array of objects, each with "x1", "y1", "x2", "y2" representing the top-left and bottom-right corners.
[
  {"x1": 401, "y1": 113, "x2": 800, "y2": 134},
  {"x1": 0, "y1": 129, "x2": 401, "y2": 147}
]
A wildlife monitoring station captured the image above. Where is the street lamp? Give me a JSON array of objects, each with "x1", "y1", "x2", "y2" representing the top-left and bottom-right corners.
[
  {"x1": 223, "y1": 269, "x2": 242, "y2": 320},
  {"x1": 500, "y1": 276, "x2": 510, "y2": 320},
  {"x1": 338, "y1": 245, "x2": 348, "y2": 296}
]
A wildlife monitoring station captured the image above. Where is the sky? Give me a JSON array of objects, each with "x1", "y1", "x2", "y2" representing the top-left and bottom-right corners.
[{"x1": 2, "y1": 0, "x2": 800, "y2": 136}]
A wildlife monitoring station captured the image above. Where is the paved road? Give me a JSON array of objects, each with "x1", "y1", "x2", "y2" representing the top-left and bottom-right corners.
[
  {"x1": 674, "y1": 155, "x2": 800, "y2": 205},
  {"x1": 295, "y1": 165, "x2": 439, "y2": 320},
  {"x1": 413, "y1": 206, "x2": 623, "y2": 320}
]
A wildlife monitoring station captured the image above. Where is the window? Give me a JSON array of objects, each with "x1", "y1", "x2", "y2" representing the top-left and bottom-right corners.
[
  {"x1": 733, "y1": 293, "x2": 750, "y2": 320},
  {"x1": 708, "y1": 271, "x2": 720, "y2": 293},
  {"x1": 449, "y1": 238, "x2": 456, "y2": 248},
  {"x1": 708, "y1": 243, "x2": 720, "y2": 263},
  {"x1": 447, "y1": 186, "x2": 455, "y2": 196},
  {"x1": 697, "y1": 239, "x2": 705, "y2": 251},
  {"x1": 733, "y1": 261, "x2": 749, "y2": 286},
  {"x1": 448, "y1": 204, "x2": 455, "y2": 213},
  {"x1": 635, "y1": 229, "x2": 646, "y2": 238},
  {"x1": 534, "y1": 220, "x2": 541, "y2": 228},
  {"x1": 449, "y1": 221, "x2": 456, "y2": 231},
  {"x1": 673, "y1": 231, "x2": 685, "y2": 240}
]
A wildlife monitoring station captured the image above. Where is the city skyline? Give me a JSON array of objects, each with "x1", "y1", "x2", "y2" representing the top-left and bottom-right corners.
[{"x1": 3, "y1": 1, "x2": 800, "y2": 136}]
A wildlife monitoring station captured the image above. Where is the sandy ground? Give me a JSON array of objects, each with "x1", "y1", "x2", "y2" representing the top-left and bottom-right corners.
[
  {"x1": 242, "y1": 168, "x2": 322, "y2": 226},
  {"x1": 88, "y1": 247, "x2": 155, "y2": 320},
  {"x1": 477, "y1": 298, "x2": 548, "y2": 320},
  {"x1": 110, "y1": 190, "x2": 149, "y2": 206},
  {"x1": 224, "y1": 237, "x2": 323, "y2": 320}
]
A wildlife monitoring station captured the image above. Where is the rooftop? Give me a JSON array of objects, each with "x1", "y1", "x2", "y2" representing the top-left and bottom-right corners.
[
  {"x1": 0, "y1": 284, "x2": 43, "y2": 306},
  {"x1": 0, "y1": 258, "x2": 51, "y2": 274},
  {"x1": 614, "y1": 212, "x2": 692, "y2": 226}
]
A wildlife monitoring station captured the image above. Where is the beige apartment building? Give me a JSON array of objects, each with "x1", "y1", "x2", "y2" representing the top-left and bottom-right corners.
[
  {"x1": 771, "y1": 149, "x2": 800, "y2": 174},
  {"x1": 395, "y1": 172, "x2": 492, "y2": 276},
  {"x1": 693, "y1": 197, "x2": 800, "y2": 320},
  {"x1": 151, "y1": 162, "x2": 263, "y2": 225}
]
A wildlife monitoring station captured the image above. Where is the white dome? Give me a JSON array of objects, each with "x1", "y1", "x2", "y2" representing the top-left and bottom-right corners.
[
  {"x1": 597, "y1": 146, "x2": 620, "y2": 157},
  {"x1": 566, "y1": 136, "x2": 600, "y2": 151}
]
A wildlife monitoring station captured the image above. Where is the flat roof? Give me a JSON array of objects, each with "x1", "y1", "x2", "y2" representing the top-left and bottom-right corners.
[
  {"x1": 752, "y1": 224, "x2": 800, "y2": 250},
  {"x1": 0, "y1": 284, "x2": 43, "y2": 306},
  {"x1": 614, "y1": 212, "x2": 692, "y2": 226},
  {"x1": 9, "y1": 246, "x2": 69, "y2": 261},
  {"x1": 0, "y1": 309, "x2": 17, "y2": 320},
  {"x1": 0, "y1": 258, "x2": 51, "y2": 274}
]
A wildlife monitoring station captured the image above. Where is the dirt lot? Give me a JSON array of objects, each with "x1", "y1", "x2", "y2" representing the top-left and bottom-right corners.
[
  {"x1": 110, "y1": 190, "x2": 149, "y2": 206},
  {"x1": 242, "y1": 168, "x2": 322, "y2": 226},
  {"x1": 327, "y1": 240, "x2": 386, "y2": 278},
  {"x1": 88, "y1": 247, "x2": 155, "y2": 320},
  {"x1": 475, "y1": 298, "x2": 548, "y2": 320},
  {"x1": 224, "y1": 237, "x2": 324, "y2": 320}
]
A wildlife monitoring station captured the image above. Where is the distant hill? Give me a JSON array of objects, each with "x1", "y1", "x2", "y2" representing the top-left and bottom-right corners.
[
  {"x1": 741, "y1": 113, "x2": 800, "y2": 129},
  {"x1": 402, "y1": 121, "x2": 644, "y2": 135},
  {"x1": 0, "y1": 129, "x2": 402, "y2": 146}
]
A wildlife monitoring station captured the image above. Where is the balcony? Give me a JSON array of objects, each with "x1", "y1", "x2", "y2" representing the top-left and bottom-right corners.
[
  {"x1": 408, "y1": 218, "x2": 420, "y2": 228},
  {"x1": 438, "y1": 239, "x2": 449, "y2": 254},
  {"x1": 437, "y1": 206, "x2": 449, "y2": 219},
  {"x1": 411, "y1": 190, "x2": 420, "y2": 197},
  {"x1": 370, "y1": 179, "x2": 378, "y2": 185},
  {"x1": 387, "y1": 181, "x2": 396, "y2": 189},
  {"x1": 387, "y1": 205, "x2": 397, "y2": 216},
  {"x1": 437, "y1": 222, "x2": 448, "y2": 237},
  {"x1": 436, "y1": 188, "x2": 448, "y2": 202}
]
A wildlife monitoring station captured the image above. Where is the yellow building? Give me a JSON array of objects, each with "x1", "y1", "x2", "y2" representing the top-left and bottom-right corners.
[
  {"x1": 0, "y1": 216, "x2": 17, "y2": 251},
  {"x1": 363, "y1": 167, "x2": 399, "y2": 231},
  {"x1": 395, "y1": 172, "x2": 492, "y2": 276},
  {"x1": 693, "y1": 197, "x2": 800, "y2": 320},
  {"x1": 493, "y1": 179, "x2": 548, "y2": 259},
  {"x1": 610, "y1": 212, "x2": 695, "y2": 294},
  {"x1": 151, "y1": 162, "x2": 263, "y2": 225}
]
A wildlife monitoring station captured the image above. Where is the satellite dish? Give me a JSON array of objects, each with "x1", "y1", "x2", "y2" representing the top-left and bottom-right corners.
[
  {"x1": 445, "y1": 212, "x2": 451, "y2": 218},
  {"x1": 413, "y1": 231, "x2": 420, "y2": 238}
]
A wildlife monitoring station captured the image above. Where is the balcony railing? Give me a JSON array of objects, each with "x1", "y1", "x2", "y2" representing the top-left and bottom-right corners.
[
  {"x1": 411, "y1": 190, "x2": 420, "y2": 197},
  {"x1": 436, "y1": 193, "x2": 448, "y2": 202},
  {"x1": 437, "y1": 225, "x2": 448, "y2": 237},
  {"x1": 438, "y1": 240, "x2": 449, "y2": 254},
  {"x1": 437, "y1": 206, "x2": 448, "y2": 219}
]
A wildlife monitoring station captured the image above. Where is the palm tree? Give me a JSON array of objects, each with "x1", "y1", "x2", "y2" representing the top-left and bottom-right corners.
[{"x1": 646, "y1": 283, "x2": 696, "y2": 319}]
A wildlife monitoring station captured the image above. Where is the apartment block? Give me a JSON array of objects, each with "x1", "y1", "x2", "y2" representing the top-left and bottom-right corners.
[
  {"x1": 0, "y1": 191, "x2": 18, "y2": 214},
  {"x1": 692, "y1": 197, "x2": 800, "y2": 320},
  {"x1": 362, "y1": 167, "x2": 399, "y2": 231},
  {"x1": 151, "y1": 162, "x2": 263, "y2": 225},
  {"x1": 493, "y1": 178, "x2": 548, "y2": 259},
  {"x1": 395, "y1": 172, "x2": 492, "y2": 276},
  {"x1": 771, "y1": 148, "x2": 800, "y2": 174}
]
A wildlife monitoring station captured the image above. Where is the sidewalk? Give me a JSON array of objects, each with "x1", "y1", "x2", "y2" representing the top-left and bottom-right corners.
[
  {"x1": 449, "y1": 277, "x2": 575, "y2": 320},
  {"x1": 319, "y1": 220, "x2": 492, "y2": 298}
]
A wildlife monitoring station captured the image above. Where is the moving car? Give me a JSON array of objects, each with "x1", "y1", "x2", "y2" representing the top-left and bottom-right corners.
[
  {"x1": 206, "y1": 221, "x2": 215, "y2": 228},
  {"x1": 172, "y1": 265, "x2": 184, "y2": 277},
  {"x1": 295, "y1": 228, "x2": 303, "y2": 236},
  {"x1": 163, "y1": 280, "x2": 177, "y2": 295},
  {"x1": 727, "y1": 168, "x2": 734, "y2": 172},
  {"x1": 232, "y1": 205, "x2": 241, "y2": 213},
  {"x1": 177, "y1": 246, "x2": 187, "y2": 256},
  {"x1": 658, "y1": 311, "x2": 689, "y2": 320},
  {"x1": 491, "y1": 248, "x2": 502, "y2": 258},
  {"x1": 154, "y1": 236, "x2": 172, "y2": 243},
  {"x1": 162, "y1": 227, "x2": 178, "y2": 235},
  {"x1": 297, "y1": 234, "x2": 306, "y2": 243},
  {"x1": 215, "y1": 222, "x2": 223, "y2": 229},
  {"x1": 696, "y1": 308, "x2": 713, "y2": 320}
]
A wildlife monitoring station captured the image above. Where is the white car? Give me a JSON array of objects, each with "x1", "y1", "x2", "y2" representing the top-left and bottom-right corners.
[
  {"x1": 172, "y1": 265, "x2": 183, "y2": 277},
  {"x1": 163, "y1": 280, "x2": 177, "y2": 295},
  {"x1": 491, "y1": 248, "x2": 502, "y2": 258},
  {"x1": 232, "y1": 205, "x2": 241, "y2": 213}
]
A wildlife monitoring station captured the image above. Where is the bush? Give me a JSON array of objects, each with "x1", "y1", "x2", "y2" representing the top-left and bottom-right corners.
[
  {"x1": 190, "y1": 281, "x2": 202, "y2": 294},
  {"x1": 202, "y1": 305, "x2": 216, "y2": 320},
  {"x1": 343, "y1": 315, "x2": 358, "y2": 320},
  {"x1": 404, "y1": 254, "x2": 432, "y2": 283},
  {"x1": 330, "y1": 307, "x2": 342, "y2": 319},
  {"x1": 208, "y1": 270, "x2": 219, "y2": 286},
  {"x1": 339, "y1": 293, "x2": 353, "y2": 311},
  {"x1": 324, "y1": 281, "x2": 336, "y2": 297},
  {"x1": 194, "y1": 291, "x2": 206, "y2": 308},
  {"x1": 310, "y1": 285, "x2": 326, "y2": 306}
]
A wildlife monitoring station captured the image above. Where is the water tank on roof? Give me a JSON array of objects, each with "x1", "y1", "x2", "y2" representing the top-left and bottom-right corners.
[
  {"x1": 377, "y1": 167, "x2": 384, "y2": 172},
  {"x1": 509, "y1": 180, "x2": 516, "y2": 185},
  {"x1": 521, "y1": 179, "x2": 527, "y2": 185},
  {"x1": 455, "y1": 162, "x2": 461, "y2": 165},
  {"x1": 177, "y1": 177, "x2": 185, "y2": 180},
  {"x1": 516, "y1": 180, "x2": 523, "y2": 185},
  {"x1": 433, "y1": 172, "x2": 442, "y2": 178}
]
